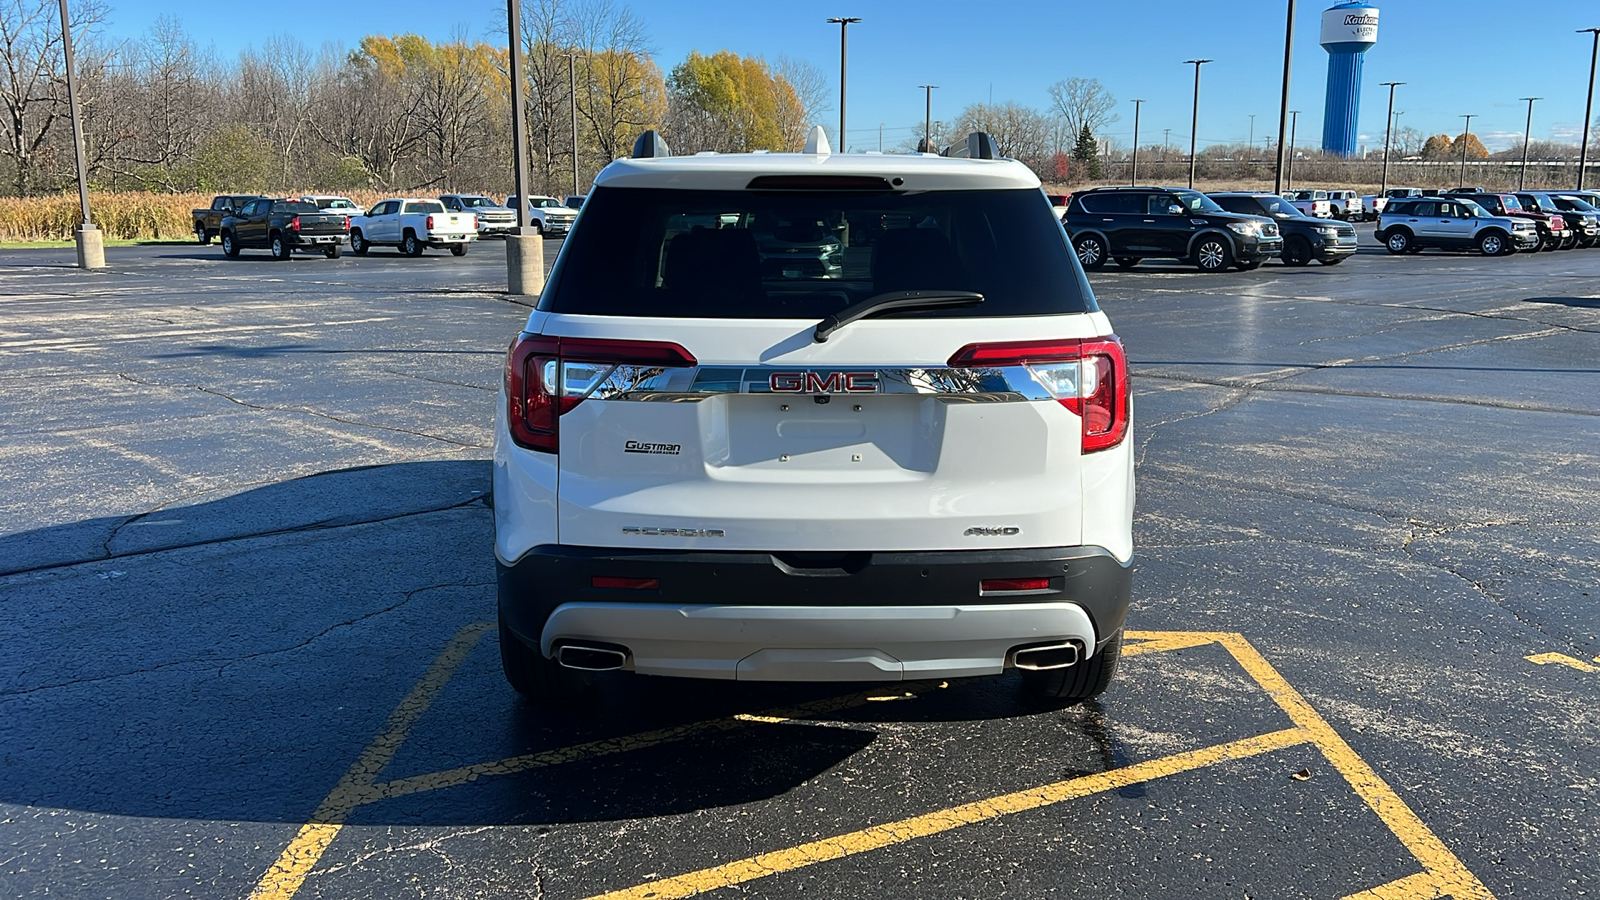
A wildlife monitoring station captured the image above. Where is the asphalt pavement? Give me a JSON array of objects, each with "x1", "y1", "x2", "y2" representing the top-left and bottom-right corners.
[{"x1": 1, "y1": 236, "x2": 1595, "y2": 899}]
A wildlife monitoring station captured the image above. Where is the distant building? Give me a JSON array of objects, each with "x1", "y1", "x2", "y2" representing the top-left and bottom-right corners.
[{"x1": 1321, "y1": 2, "x2": 1379, "y2": 156}]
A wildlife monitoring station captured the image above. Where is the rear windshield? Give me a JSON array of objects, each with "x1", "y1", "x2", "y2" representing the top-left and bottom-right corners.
[
  {"x1": 317, "y1": 198, "x2": 358, "y2": 210},
  {"x1": 273, "y1": 201, "x2": 319, "y2": 214},
  {"x1": 405, "y1": 201, "x2": 445, "y2": 214},
  {"x1": 539, "y1": 186, "x2": 1093, "y2": 319}
]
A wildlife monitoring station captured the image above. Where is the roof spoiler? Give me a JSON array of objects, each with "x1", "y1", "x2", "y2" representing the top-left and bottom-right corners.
[
  {"x1": 940, "y1": 132, "x2": 997, "y2": 160},
  {"x1": 632, "y1": 130, "x2": 672, "y2": 159}
]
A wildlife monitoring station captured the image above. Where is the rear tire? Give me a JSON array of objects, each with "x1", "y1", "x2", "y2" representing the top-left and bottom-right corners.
[
  {"x1": 1282, "y1": 236, "x2": 1313, "y2": 266},
  {"x1": 1073, "y1": 234, "x2": 1108, "y2": 270},
  {"x1": 499, "y1": 620, "x2": 592, "y2": 701},
  {"x1": 195, "y1": 226, "x2": 211, "y2": 246},
  {"x1": 402, "y1": 230, "x2": 424, "y2": 257},
  {"x1": 1022, "y1": 633, "x2": 1122, "y2": 704},
  {"x1": 1385, "y1": 229, "x2": 1412, "y2": 255},
  {"x1": 350, "y1": 230, "x2": 369, "y2": 256},
  {"x1": 324, "y1": 245, "x2": 342, "y2": 259},
  {"x1": 270, "y1": 233, "x2": 292, "y2": 260},
  {"x1": 450, "y1": 243, "x2": 468, "y2": 257}
]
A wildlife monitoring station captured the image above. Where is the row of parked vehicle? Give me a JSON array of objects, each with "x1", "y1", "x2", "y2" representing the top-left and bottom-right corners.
[
  {"x1": 190, "y1": 193, "x2": 586, "y2": 260},
  {"x1": 1372, "y1": 188, "x2": 1600, "y2": 256}
]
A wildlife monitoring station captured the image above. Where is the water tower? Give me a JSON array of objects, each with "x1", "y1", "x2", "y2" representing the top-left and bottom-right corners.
[{"x1": 1320, "y1": 2, "x2": 1379, "y2": 156}]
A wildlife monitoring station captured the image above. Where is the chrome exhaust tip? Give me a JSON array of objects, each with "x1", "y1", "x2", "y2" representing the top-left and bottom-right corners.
[
  {"x1": 555, "y1": 644, "x2": 629, "y2": 671},
  {"x1": 1011, "y1": 641, "x2": 1082, "y2": 671}
]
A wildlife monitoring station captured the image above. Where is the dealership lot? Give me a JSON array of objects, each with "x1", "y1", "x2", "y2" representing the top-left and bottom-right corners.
[{"x1": 1, "y1": 242, "x2": 1596, "y2": 898}]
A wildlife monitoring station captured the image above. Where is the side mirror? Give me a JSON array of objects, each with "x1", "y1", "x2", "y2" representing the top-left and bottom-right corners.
[{"x1": 1167, "y1": 204, "x2": 1184, "y2": 215}]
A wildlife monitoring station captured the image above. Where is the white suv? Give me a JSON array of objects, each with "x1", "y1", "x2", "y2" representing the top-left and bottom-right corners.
[{"x1": 494, "y1": 129, "x2": 1134, "y2": 704}]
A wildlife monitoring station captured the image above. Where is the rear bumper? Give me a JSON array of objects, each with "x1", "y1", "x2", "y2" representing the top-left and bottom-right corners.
[
  {"x1": 426, "y1": 234, "x2": 477, "y2": 247},
  {"x1": 288, "y1": 233, "x2": 346, "y2": 248},
  {"x1": 498, "y1": 544, "x2": 1132, "y2": 681}
]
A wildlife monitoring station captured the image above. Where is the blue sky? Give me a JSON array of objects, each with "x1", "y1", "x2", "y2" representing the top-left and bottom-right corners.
[{"x1": 103, "y1": 0, "x2": 1600, "y2": 153}]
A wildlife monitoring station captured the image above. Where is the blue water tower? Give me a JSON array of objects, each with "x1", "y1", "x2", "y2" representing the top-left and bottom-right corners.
[{"x1": 1320, "y1": 2, "x2": 1379, "y2": 156}]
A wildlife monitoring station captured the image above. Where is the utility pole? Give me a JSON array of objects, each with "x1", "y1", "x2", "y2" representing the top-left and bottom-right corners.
[
  {"x1": 1287, "y1": 110, "x2": 1300, "y2": 190},
  {"x1": 827, "y1": 17, "x2": 861, "y2": 151},
  {"x1": 1248, "y1": 113, "x2": 1255, "y2": 157},
  {"x1": 918, "y1": 84, "x2": 937, "y2": 152},
  {"x1": 1518, "y1": 97, "x2": 1540, "y2": 191},
  {"x1": 505, "y1": 0, "x2": 541, "y2": 295},
  {"x1": 1131, "y1": 99, "x2": 1144, "y2": 186},
  {"x1": 1163, "y1": 128, "x2": 1172, "y2": 161},
  {"x1": 1273, "y1": 0, "x2": 1297, "y2": 193},
  {"x1": 1458, "y1": 113, "x2": 1476, "y2": 188},
  {"x1": 567, "y1": 52, "x2": 580, "y2": 198},
  {"x1": 1579, "y1": 28, "x2": 1600, "y2": 190},
  {"x1": 1378, "y1": 82, "x2": 1402, "y2": 197},
  {"x1": 1184, "y1": 59, "x2": 1211, "y2": 188},
  {"x1": 57, "y1": 0, "x2": 101, "y2": 268}
]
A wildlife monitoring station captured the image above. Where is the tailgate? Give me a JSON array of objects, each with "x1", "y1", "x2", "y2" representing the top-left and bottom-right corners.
[
  {"x1": 546, "y1": 315, "x2": 1109, "y2": 553},
  {"x1": 297, "y1": 214, "x2": 346, "y2": 234}
]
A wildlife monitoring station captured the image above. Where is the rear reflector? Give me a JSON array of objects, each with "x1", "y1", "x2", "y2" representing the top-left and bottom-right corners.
[
  {"x1": 592, "y1": 576, "x2": 660, "y2": 591},
  {"x1": 980, "y1": 577, "x2": 1052, "y2": 594}
]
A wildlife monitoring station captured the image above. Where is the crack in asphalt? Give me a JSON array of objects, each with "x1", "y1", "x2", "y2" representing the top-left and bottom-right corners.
[
  {"x1": 114, "y1": 372, "x2": 487, "y2": 448},
  {"x1": 1, "y1": 495, "x2": 489, "y2": 579},
  {"x1": 0, "y1": 579, "x2": 494, "y2": 698}
]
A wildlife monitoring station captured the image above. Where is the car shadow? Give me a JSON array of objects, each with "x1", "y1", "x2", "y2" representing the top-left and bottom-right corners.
[
  {"x1": 1524, "y1": 296, "x2": 1600, "y2": 309},
  {"x1": 0, "y1": 461, "x2": 1119, "y2": 828}
]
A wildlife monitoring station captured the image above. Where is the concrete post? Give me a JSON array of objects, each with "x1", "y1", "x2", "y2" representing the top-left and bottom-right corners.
[
  {"x1": 505, "y1": 230, "x2": 544, "y2": 296},
  {"x1": 75, "y1": 224, "x2": 104, "y2": 269}
]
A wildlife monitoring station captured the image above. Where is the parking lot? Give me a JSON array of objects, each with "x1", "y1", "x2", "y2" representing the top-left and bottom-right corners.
[{"x1": 2, "y1": 238, "x2": 1596, "y2": 898}]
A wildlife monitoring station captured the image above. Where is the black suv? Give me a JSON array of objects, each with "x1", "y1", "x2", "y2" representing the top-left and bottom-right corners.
[
  {"x1": 1207, "y1": 192, "x2": 1357, "y2": 266},
  {"x1": 1063, "y1": 186, "x2": 1283, "y2": 272}
]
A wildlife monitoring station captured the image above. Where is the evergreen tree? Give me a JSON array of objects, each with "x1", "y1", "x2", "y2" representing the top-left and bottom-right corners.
[{"x1": 1071, "y1": 123, "x2": 1102, "y2": 179}]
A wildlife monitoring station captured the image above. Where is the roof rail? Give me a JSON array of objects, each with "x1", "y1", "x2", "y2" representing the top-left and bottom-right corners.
[
  {"x1": 939, "y1": 132, "x2": 997, "y2": 160},
  {"x1": 632, "y1": 130, "x2": 672, "y2": 159}
]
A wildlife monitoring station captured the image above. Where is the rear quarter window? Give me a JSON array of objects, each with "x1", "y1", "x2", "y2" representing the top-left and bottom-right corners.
[{"x1": 539, "y1": 186, "x2": 1095, "y2": 319}]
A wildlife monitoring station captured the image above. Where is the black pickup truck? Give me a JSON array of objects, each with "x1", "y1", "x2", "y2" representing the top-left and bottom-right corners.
[
  {"x1": 193, "y1": 195, "x2": 263, "y2": 244},
  {"x1": 220, "y1": 199, "x2": 349, "y2": 260}
]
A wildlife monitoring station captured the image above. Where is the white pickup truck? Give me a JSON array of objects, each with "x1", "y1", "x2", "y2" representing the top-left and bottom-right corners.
[
  {"x1": 1285, "y1": 190, "x2": 1333, "y2": 219},
  {"x1": 349, "y1": 198, "x2": 478, "y2": 257}
]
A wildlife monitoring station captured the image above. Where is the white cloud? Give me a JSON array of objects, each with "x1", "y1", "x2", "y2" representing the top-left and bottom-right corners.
[{"x1": 1480, "y1": 130, "x2": 1523, "y2": 152}]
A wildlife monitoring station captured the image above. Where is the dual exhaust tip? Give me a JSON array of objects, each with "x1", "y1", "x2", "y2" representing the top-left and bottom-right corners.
[{"x1": 555, "y1": 640, "x2": 1084, "y2": 673}]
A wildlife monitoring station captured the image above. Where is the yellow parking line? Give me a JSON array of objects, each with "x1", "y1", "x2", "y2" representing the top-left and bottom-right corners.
[
  {"x1": 1215, "y1": 634, "x2": 1496, "y2": 900},
  {"x1": 1123, "y1": 629, "x2": 1228, "y2": 656},
  {"x1": 1526, "y1": 652, "x2": 1600, "y2": 674},
  {"x1": 246, "y1": 621, "x2": 493, "y2": 900},
  {"x1": 1340, "y1": 871, "x2": 1452, "y2": 900},
  {"x1": 365, "y1": 683, "x2": 951, "y2": 804},
  {"x1": 584, "y1": 727, "x2": 1311, "y2": 900}
]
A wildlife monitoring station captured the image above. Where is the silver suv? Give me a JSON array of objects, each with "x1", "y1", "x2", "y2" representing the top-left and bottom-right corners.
[{"x1": 1375, "y1": 197, "x2": 1539, "y2": 256}]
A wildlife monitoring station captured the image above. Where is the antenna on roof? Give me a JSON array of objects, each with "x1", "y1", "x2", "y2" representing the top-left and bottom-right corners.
[
  {"x1": 632, "y1": 130, "x2": 671, "y2": 159},
  {"x1": 804, "y1": 125, "x2": 832, "y2": 156},
  {"x1": 940, "y1": 132, "x2": 997, "y2": 160}
]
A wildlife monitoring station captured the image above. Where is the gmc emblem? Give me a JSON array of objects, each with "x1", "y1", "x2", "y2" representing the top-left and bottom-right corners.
[{"x1": 769, "y1": 371, "x2": 880, "y2": 393}]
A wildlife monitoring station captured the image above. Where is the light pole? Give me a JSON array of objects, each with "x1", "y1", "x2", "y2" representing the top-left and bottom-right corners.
[
  {"x1": 1379, "y1": 81, "x2": 1402, "y2": 197},
  {"x1": 1248, "y1": 113, "x2": 1255, "y2": 157},
  {"x1": 1184, "y1": 59, "x2": 1211, "y2": 188},
  {"x1": 1287, "y1": 110, "x2": 1300, "y2": 190},
  {"x1": 567, "y1": 52, "x2": 581, "y2": 198},
  {"x1": 1579, "y1": 28, "x2": 1600, "y2": 189},
  {"x1": 1273, "y1": 0, "x2": 1297, "y2": 193},
  {"x1": 505, "y1": 0, "x2": 540, "y2": 294},
  {"x1": 827, "y1": 16, "x2": 861, "y2": 151},
  {"x1": 1163, "y1": 128, "x2": 1171, "y2": 161},
  {"x1": 1518, "y1": 97, "x2": 1540, "y2": 190},
  {"x1": 1458, "y1": 113, "x2": 1476, "y2": 188},
  {"x1": 1131, "y1": 99, "x2": 1144, "y2": 186},
  {"x1": 918, "y1": 84, "x2": 937, "y2": 152},
  {"x1": 57, "y1": 0, "x2": 101, "y2": 268}
]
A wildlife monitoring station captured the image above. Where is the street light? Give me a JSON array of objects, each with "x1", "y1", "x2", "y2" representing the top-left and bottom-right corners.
[
  {"x1": 1184, "y1": 59, "x2": 1211, "y2": 188},
  {"x1": 1458, "y1": 113, "x2": 1476, "y2": 188},
  {"x1": 505, "y1": 0, "x2": 540, "y2": 294},
  {"x1": 1579, "y1": 28, "x2": 1600, "y2": 190},
  {"x1": 1519, "y1": 97, "x2": 1541, "y2": 191},
  {"x1": 918, "y1": 84, "x2": 937, "y2": 152},
  {"x1": 1287, "y1": 110, "x2": 1300, "y2": 190},
  {"x1": 1248, "y1": 113, "x2": 1255, "y2": 157},
  {"x1": 57, "y1": 0, "x2": 101, "y2": 268},
  {"x1": 1379, "y1": 82, "x2": 1403, "y2": 197},
  {"x1": 827, "y1": 17, "x2": 861, "y2": 151},
  {"x1": 1131, "y1": 99, "x2": 1145, "y2": 186},
  {"x1": 1273, "y1": 0, "x2": 1298, "y2": 193}
]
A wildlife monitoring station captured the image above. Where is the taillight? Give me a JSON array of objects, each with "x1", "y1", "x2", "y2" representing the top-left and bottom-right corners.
[
  {"x1": 342, "y1": 215, "x2": 350, "y2": 231},
  {"x1": 470, "y1": 215, "x2": 478, "y2": 230},
  {"x1": 504, "y1": 335, "x2": 698, "y2": 454},
  {"x1": 289, "y1": 216, "x2": 301, "y2": 232},
  {"x1": 426, "y1": 214, "x2": 435, "y2": 230},
  {"x1": 947, "y1": 336, "x2": 1129, "y2": 453}
]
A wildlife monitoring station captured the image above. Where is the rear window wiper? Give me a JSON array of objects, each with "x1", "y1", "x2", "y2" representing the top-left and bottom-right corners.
[{"x1": 813, "y1": 290, "x2": 984, "y2": 343}]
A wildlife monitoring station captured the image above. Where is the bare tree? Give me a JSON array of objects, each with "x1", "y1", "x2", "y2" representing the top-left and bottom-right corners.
[
  {"x1": 948, "y1": 101, "x2": 1052, "y2": 164},
  {"x1": 0, "y1": 0, "x2": 108, "y2": 194},
  {"x1": 774, "y1": 54, "x2": 827, "y2": 131},
  {"x1": 1046, "y1": 77, "x2": 1117, "y2": 143},
  {"x1": 573, "y1": 0, "x2": 661, "y2": 169}
]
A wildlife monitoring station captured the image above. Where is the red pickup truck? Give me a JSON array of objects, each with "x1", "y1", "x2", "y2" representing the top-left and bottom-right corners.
[{"x1": 1455, "y1": 193, "x2": 1568, "y2": 253}]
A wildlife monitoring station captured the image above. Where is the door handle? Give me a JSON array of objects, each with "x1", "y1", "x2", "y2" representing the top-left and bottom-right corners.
[{"x1": 1102, "y1": 218, "x2": 1114, "y2": 222}]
